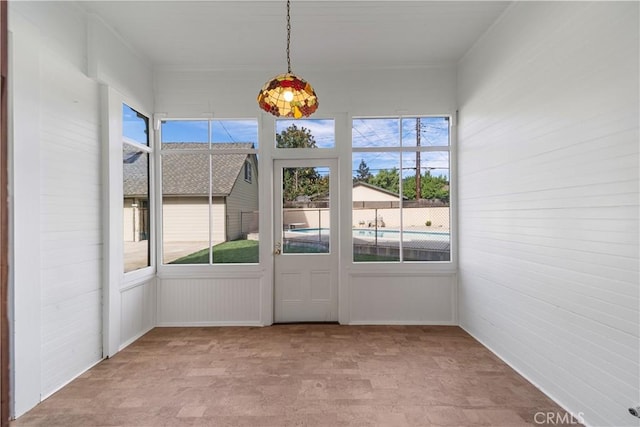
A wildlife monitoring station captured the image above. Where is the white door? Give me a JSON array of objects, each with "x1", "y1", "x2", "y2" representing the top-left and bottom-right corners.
[{"x1": 274, "y1": 159, "x2": 338, "y2": 323}]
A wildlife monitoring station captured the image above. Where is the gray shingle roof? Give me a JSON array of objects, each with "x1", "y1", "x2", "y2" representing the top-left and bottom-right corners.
[{"x1": 124, "y1": 143, "x2": 255, "y2": 197}]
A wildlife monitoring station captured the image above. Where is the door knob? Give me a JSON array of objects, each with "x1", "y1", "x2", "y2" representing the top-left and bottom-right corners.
[{"x1": 274, "y1": 242, "x2": 282, "y2": 255}]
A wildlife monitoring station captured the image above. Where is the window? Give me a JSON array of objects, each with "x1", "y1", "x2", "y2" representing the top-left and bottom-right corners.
[
  {"x1": 244, "y1": 161, "x2": 252, "y2": 183},
  {"x1": 160, "y1": 119, "x2": 259, "y2": 265},
  {"x1": 122, "y1": 104, "x2": 151, "y2": 273},
  {"x1": 276, "y1": 119, "x2": 335, "y2": 149},
  {"x1": 352, "y1": 117, "x2": 451, "y2": 262}
]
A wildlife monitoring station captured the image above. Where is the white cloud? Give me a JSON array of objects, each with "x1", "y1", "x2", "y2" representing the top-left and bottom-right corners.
[{"x1": 276, "y1": 119, "x2": 336, "y2": 148}]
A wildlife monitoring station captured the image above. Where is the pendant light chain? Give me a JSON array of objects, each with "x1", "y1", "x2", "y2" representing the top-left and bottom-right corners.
[
  {"x1": 286, "y1": 0, "x2": 291, "y2": 73},
  {"x1": 257, "y1": 0, "x2": 318, "y2": 118}
]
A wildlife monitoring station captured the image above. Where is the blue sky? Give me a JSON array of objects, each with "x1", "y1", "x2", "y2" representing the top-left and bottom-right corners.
[
  {"x1": 352, "y1": 117, "x2": 450, "y2": 180},
  {"x1": 353, "y1": 151, "x2": 450, "y2": 181},
  {"x1": 160, "y1": 120, "x2": 258, "y2": 144},
  {"x1": 122, "y1": 104, "x2": 149, "y2": 145},
  {"x1": 125, "y1": 110, "x2": 450, "y2": 180}
]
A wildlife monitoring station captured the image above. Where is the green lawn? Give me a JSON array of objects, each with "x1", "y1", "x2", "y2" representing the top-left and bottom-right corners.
[
  {"x1": 171, "y1": 239, "x2": 399, "y2": 264},
  {"x1": 353, "y1": 253, "x2": 400, "y2": 262},
  {"x1": 171, "y1": 239, "x2": 259, "y2": 264}
]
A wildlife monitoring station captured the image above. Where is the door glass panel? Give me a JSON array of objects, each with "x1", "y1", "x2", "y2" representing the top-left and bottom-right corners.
[{"x1": 282, "y1": 166, "x2": 330, "y2": 254}]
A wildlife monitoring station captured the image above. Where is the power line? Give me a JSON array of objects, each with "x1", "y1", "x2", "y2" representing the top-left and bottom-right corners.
[{"x1": 218, "y1": 121, "x2": 236, "y2": 142}]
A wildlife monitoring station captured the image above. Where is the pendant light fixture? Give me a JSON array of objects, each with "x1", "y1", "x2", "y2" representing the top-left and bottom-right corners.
[{"x1": 257, "y1": 0, "x2": 318, "y2": 119}]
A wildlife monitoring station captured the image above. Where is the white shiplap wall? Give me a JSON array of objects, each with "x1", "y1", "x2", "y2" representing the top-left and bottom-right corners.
[
  {"x1": 457, "y1": 3, "x2": 639, "y2": 426},
  {"x1": 10, "y1": 1, "x2": 103, "y2": 413},
  {"x1": 154, "y1": 66, "x2": 457, "y2": 118},
  {"x1": 39, "y1": 47, "x2": 103, "y2": 399},
  {"x1": 11, "y1": 1, "x2": 156, "y2": 417}
]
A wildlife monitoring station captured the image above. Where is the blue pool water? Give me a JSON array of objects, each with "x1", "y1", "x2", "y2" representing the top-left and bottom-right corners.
[{"x1": 290, "y1": 228, "x2": 449, "y2": 241}]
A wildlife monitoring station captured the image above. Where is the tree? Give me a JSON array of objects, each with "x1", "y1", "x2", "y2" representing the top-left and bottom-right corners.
[
  {"x1": 402, "y1": 175, "x2": 417, "y2": 199},
  {"x1": 354, "y1": 159, "x2": 372, "y2": 183},
  {"x1": 420, "y1": 172, "x2": 449, "y2": 202},
  {"x1": 369, "y1": 168, "x2": 399, "y2": 194},
  {"x1": 369, "y1": 168, "x2": 449, "y2": 202},
  {"x1": 276, "y1": 124, "x2": 327, "y2": 202},
  {"x1": 276, "y1": 124, "x2": 317, "y2": 148},
  {"x1": 402, "y1": 171, "x2": 449, "y2": 202}
]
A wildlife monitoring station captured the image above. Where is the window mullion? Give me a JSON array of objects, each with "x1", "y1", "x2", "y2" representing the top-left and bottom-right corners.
[
  {"x1": 208, "y1": 120, "x2": 213, "y2": 265},
  {"x1": 398, "y1": 117, "x2": 404, "y2": 262}
]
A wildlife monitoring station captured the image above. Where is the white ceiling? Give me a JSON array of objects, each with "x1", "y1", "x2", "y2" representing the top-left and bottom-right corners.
[{"x1": 81, "y1": 1, "x2": 510, "y2": 70}]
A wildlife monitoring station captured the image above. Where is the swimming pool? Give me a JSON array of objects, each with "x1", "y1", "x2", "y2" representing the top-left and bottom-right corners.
[{"x1": 289, "y1": 227, "x2": 449, "y2": 242}]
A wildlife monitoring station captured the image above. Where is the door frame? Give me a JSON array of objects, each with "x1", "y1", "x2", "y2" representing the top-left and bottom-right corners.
[
  {"x1": 1, "y1": 1, "x2": 9, "y2": 423},
  {"x1": 273, "y1": 158, "x2": 339, "y2": 323}
]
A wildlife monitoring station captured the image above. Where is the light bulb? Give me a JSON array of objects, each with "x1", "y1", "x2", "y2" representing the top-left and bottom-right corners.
[{"x1": 283, "y1": 90, "x2": 294, "y2": 102}]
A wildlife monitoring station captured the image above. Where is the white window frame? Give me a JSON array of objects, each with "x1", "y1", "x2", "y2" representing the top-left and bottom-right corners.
[
  {"x1": 102, "y1": 87, "x2": 155, "y2": 357},
  {"x1": 351, "y1": 115, "x2": 454, "y2": 266},
  {"x1": 156, "y1": 118, "x2": 261, "y2": 273}
]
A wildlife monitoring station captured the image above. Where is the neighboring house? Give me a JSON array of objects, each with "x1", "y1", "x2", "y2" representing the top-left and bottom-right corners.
[
  {"x1": 124, "y1": 142, "x2": 258, "y2": 245},
  {"x1": 352, "y1": 181, "x2": 402, "y2": 202},
  {"x1": 123, "y1": 145, "x2": 150, "y2": 243},
  {"x1": 351, "y1": 181, "x2": 451, "y2": 230},
  {"x1": 352, "y1": 182, "x2": 400, "y2": 228}
]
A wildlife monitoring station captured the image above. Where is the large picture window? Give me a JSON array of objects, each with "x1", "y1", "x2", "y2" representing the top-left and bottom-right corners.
[
  {"x1": 352, "y1": 117, "x2": 451, "y2": 262},
  {"x1": 122, "y1": 104, "x2": 151, "y2": 273},
  {"x1": 160, "y1": 119, "x2": 259, "y2": 265}
]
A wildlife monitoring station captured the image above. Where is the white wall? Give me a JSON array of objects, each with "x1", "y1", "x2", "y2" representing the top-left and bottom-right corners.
[
  {"x1": 457, "y1": 3, "x2": 639, "y2": 426},
  {"x1": 10, "y1": 2, "x2": 102, "y2": 416},
  {"x1": 88, "y1": 14, "x2": 154, "y2": 111},
  {"x1": 10, "y1": 1, "x2": 155, "y2": 417},
  {"x1": 154, "y1": 66, "x2": 458, "y2": 325},
  {"x1": 155, "y1": 66, "x2": 456, "y2": 118}
]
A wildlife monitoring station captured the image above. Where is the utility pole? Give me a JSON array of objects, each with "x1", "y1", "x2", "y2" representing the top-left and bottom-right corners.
[{"x1": 415, "y1": 118, "x2": 421, "y2": 200}]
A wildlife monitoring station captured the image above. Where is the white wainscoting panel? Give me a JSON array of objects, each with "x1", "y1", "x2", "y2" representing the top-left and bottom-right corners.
[
  {"x1": 457, "y1": 3, "x2": 639, "y2": 426},
  {"x1": 120, "y1": 279, "x2": 157, "y2": 349},
  {"x1": 158, "y1": 277, "x2": 263, "y2": 325},
  {"x1": 349, "y1": 273, "x2": 456, "y2": 325}
]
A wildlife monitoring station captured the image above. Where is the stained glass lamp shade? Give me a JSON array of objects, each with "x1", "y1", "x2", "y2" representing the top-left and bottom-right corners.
[{"x1": 257, "y1": 73, "x2": 318, "y2": 118}]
